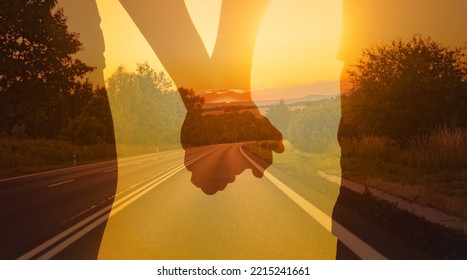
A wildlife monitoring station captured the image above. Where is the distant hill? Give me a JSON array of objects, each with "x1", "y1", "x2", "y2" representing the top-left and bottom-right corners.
[
  {"x1": 251, "y1": 81, "x2": 340, "y2": 101},
  {"x1": 254, "y1": 94, "x2": 338, "y2": 107},
  {"x1": 200, "y1": 94, "x2": 339, "y2": 116}
]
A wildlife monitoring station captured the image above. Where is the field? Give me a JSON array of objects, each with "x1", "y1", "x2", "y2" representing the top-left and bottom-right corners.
[{"x1": 273, "y1": 127, "x2": 467, "y2": 218}]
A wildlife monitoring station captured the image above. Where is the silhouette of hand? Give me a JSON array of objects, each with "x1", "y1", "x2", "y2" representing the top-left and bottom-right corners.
[{"x1": 119, "y1": 1, "x2": 283, "y2": 194}]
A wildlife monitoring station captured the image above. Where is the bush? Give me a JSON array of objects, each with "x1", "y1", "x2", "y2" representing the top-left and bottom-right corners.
[
  {"x1": 342, "y1": 35, "x2": 467, "y2": 142},
  {"x1": 10, "y1": 124, "x2": 27, "y2": 140},
  {"x1": 60, "y1": 115, "x2": 105, "y2": 145}
]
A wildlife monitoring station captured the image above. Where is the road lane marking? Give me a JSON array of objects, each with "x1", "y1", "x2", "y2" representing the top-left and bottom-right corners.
[
  {"x1": 0, "y1": 160, "x2": 118, "y2": 183},
  {"x1": 317, "y1": 170, "x2": 467, "y2": 234},
  {"x1": 47, "y1": 180, "x2": 75, "y2": 188},
  {"x1": 20, "y1": 145, "x2": 222, "y2": 260},
  {"x1": 0, "y1": 149, "x2": 187, "y2": 183},
  {"x1": 316, "y1": 170, "x2": 366, "y2": 194},
  {"x1": 239, "y1": 145, "x2": 387, "y2": 260},
  {"x1": 20, "y1": 169, "x2": 178, "y2": 260},
  {"x1": 18, "y1": 205, "x2": 112, "y2": 260},
  {"x1": 103, "y1": 168, "x2": 118, "y2": 173},
  {"x1": 37, "y1": 209, "x2": 113, "y2": 260}
]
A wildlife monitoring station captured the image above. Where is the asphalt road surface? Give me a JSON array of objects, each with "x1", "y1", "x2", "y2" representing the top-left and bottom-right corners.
[{"x1": 0, "y1": 143, "x2": 435, "y2": 259}]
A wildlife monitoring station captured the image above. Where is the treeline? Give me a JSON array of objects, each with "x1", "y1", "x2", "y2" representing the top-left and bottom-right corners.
[
  {"x1": 0, "y1": 0, "x2": 114, "y2": 145},
  {"x1": 0, "y1": 66, "x2": 115, "y2": 145},
  {"x1": 267, "y1": 98, "x2": 341, "y2": 153},
  {"x1": 0, "y1": 79, "x2": 113, "y2": 144},
  {"x1": 179, "y1": 88, "x2": 283, "y2": 149},
  {"x1": 0, "y1": 0, "x2": 185, "y2": 149},
  {"x1": 106, "y1": 63, "x2": 185, "y2": 148}
]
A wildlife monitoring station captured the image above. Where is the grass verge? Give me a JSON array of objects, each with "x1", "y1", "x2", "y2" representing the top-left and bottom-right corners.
[
  {"x1": 272, "y1": 127, "x2": 467, "y2": 219},
  {"x1": 0, "y1": 137, "x2": 118, "y2": 179}
]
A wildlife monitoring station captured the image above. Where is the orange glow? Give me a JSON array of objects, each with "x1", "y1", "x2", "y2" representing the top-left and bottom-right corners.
[
  {"x1": 338, "y1": 0, "x2": 467, "y2": 65},
  {"x1": 95, "y1": 0, "x2": 343, "y2": 93}
]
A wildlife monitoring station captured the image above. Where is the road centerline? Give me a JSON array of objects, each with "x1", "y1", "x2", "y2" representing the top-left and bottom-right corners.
[
  {"x1": 103, "y1": 168, "x2": 117, "y2": 173},
  {"x1": 47, "y1": 179, "x2": 75, "y2": 188}
]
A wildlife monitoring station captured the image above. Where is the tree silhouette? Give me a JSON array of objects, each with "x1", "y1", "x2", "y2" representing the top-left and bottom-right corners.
[
  {"x1": 60, "y1": 87, "x2": 115, "y2": 145},
  {"x1": 0, "y1": 0, "x2": 93, "y2": 138},
  {"x1": 341, "y1": 35, "x2": 467, "y2": 142}
]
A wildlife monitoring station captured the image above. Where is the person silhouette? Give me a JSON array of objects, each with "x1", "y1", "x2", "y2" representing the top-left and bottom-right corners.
[
  {"x1": 57, "y1": 0, "x2": 117, "y2": 259},
  {"x1": 59, "y1": 0, "x2": 106, "y2": 87},
  {"x1": 333, "y1": 0, "x2": 467, "y2": 259}
]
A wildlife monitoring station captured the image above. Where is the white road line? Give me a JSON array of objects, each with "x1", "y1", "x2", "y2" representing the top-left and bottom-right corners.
[
  {"x1": 239, "y1": 145, "x2": 387, "y2": 260},
  {"x1": 317, "y1": 170, "x2": 467, "y2": 234},
  {"x1": 21, "y1": 168, "x2": 179, "y2": 260},
  {"x1": 20, "y1": 146, "x2": 221, "y2": 260},
  {"x1": 18, "y1": 205, "x2": 112, "y2": 260},
  {"x1": 103, "y1": 168, "x2": 117, "y2": 173},
  {"x1": 47, "y1": 180, "x2": 75, "y2": 188},
  {"x1": 0, "y1": 160, "x2": 117, "y2": 182},
  {"x1": 0, "y1": 149, "x2": 186, "y2": 183},
  {"x1": 37, "y1": 210, "x2": 112, "y2": 260},
  {"x1": 36, "y1": 169, "x2": 182, "y2": 260}
]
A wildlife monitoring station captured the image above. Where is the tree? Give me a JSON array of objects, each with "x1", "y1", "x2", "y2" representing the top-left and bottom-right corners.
[
  {"x1": 60, "y1": 87, "x2": 115, "y2": 145},
  {"x1": 106, "y1": 63, "x2": 184, "y2": 147},
  {"x1": 266, "y1": 99, "x2": 291, "y2": 136},
  {"x1": 178, "y1": 87, "x2": 284, "y2": 149},
  {"x1": 288, "y1": 98, "x2": 340, "y2": 153},
  {"x1": 341, "y1": 35, "x2": 467, "y2": 142},
  {"x1": 0, "y1": 0, "x2": 93, "y2": 138}
]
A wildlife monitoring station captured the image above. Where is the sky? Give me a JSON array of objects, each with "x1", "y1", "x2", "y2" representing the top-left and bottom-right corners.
[
  {"x1": 62, "y1": 1, "x2": 467, "y2": 100},
  {"x1": 93, "y1": 0, "x2": 344, "y2": 97},
  {"x1": 338, "y1": 0, "x2": 467, "y2": 64}
]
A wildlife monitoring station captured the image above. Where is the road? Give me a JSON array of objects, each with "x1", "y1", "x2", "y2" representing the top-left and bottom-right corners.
[{"x1": 0, "y1": 143, "x2": 435, "y2": 259}]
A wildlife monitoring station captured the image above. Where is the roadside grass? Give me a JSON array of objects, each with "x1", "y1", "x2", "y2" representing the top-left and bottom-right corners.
[
  {"x1": 339, "y1": 127, "x2": 467, "y2": 188},
  {"x1": 0, "y1": 137, "x2": 117, "y2": 179},
  {"x1": 274, "y1": 127, "x2": 467, "y2": 217},
  {"x1": 270, "y1": 137, "x2": 466, "y2": 255},
  {"x1": 401, "y1": 126, "x2": 467, "y2": 170},
  {"x1": 0, "y1": 137, "x2": 186, "y2": 179},
  {"x1": 272, "y1": 140, "x2": 341, "y2": 198}
]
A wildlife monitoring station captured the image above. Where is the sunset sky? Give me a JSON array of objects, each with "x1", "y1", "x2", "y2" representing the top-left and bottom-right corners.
[
  {"x1": 94, "y1": 0, "x2": 344, "y2": 97},
  {"x1": 66, "y1": 0, "x2": 467, "y2": 100}
]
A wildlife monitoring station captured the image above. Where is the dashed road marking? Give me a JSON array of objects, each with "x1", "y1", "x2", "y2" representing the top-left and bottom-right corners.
[
  {"x1": 20, "y1": 146, "x2": 222, "y2": 260},
  {"x1": 103, "y1": 168, "x2": 117, "y2": 173},
  {"x1": 47, "y1": 180, "x2": 75, "y2": 188}
]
